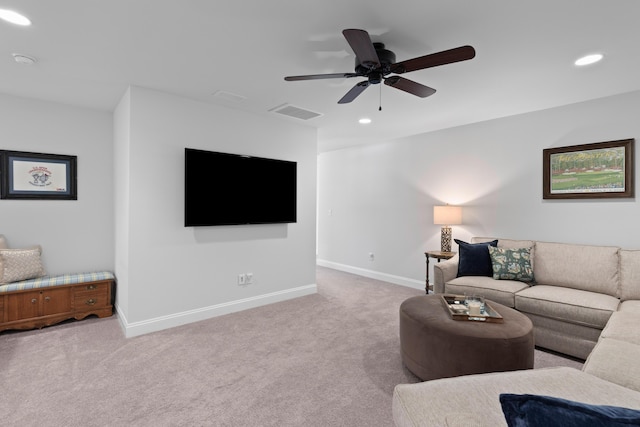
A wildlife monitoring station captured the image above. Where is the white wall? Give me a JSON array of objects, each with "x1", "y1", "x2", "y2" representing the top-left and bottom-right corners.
[
  {"x1": 0, "y1": 93, "x2": 114, "y2": 275},
  {"x1": 113, "y1": 88, "x2": 131, "y2": 317},
  {"x1": 114, "y1": 86, "x2": 318, "y2": 336},
  {"x1": 317, "y1": 90, "x2": 640, "y2": 289}
]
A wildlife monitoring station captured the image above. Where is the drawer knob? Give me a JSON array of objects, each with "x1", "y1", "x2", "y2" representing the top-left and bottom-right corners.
[
  {"x1": 86, "y1": 284, "x2": 97, "y2": 290},
  {"x1": 44, "y1": 296, "x2": 51, "y2": 302},
  {"x1": 31, "y1": 298, "x2": 37, "y2": 304},
  {"x1": 85, "y1": 299, "x2": 97, "y2": 306}
]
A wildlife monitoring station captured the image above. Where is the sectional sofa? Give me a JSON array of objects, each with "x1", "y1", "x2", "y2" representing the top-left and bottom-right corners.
[
  {"x1": 434, "y1": 237, "x2": 638, "y2": 360},
  {"x1": 392, "y1": 237, "x2": 640, "y2": 426}
]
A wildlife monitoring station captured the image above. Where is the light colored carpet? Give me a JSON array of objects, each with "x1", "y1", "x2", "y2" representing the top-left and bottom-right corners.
[{"x1": 0, "y1": 267, "x2": 582, "y2": 426}]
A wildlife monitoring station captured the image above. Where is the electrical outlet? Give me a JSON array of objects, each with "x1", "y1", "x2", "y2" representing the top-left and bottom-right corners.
[
  {"x1": 246, "y1": 273, "x2": 253, "y2": 284},
  {"x1": 238, "y1": 273, "x2": 246, "y2": 285}
]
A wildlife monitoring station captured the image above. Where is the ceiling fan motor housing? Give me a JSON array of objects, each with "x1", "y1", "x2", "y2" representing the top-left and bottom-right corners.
[{"x1": 355, "y1": 42, "x2": 396, "y2": 81}]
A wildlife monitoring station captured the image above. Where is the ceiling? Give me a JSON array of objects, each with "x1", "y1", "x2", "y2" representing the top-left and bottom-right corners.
[{"x1": 2, "y1": 1, "x2": 640, "y2": 152}]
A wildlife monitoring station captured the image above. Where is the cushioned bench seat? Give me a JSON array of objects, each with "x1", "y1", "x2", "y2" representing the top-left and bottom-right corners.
[{"x1": 0, "y1": 271, "x2": 115, "y2": 293}]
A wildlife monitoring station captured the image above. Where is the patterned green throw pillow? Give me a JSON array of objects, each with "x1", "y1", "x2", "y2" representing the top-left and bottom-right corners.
[{"x1": 488, "y1": 246, "x2": 535, "y2": 283}]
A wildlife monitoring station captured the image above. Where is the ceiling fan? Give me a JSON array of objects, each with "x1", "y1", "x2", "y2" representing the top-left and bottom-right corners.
[{"x1": 284, "y1": 29, "x2": 476, "y2": 105}]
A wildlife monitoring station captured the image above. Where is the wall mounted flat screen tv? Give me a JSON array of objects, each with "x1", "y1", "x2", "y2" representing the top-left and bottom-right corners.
[{"x1": 185, "y1": 148, "x2": 297, "y2": 226}]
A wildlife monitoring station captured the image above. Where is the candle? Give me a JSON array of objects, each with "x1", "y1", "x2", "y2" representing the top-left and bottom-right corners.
[{"x1": 468, "y1": 300, "x2": 482, "y2": 316}]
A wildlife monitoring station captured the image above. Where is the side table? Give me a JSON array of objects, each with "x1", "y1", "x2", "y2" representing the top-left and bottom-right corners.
[{"x1": 424, "y1": 250, "x2": 456, "y2": 294}]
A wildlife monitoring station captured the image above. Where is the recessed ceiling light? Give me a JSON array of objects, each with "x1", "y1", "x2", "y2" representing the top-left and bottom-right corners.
[
  {"x1": 575, "y1": 53, "x2": 603, "y2": 66},
  {"x1": 12, "y1": 53, "x2": 36, "y2": 65},
  {"x1": 359, "y1": 118, "x2": 372, "y2": 124},
  {"x1": 0, "y1": 9, "x2": 31, "y2": 26}
]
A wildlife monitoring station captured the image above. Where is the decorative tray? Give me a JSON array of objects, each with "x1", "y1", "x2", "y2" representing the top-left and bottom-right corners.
[{"x1": 440, "y1": 294, "x2": 504, "y2": 323}]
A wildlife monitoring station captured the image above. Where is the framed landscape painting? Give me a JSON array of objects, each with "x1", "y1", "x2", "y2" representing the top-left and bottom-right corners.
[
  {"x1": 543, "y1": 139, "x2": 634, "y2": 199},
  {"x1": 0, "y1": 150, "x2": 77, "y2": 200}
]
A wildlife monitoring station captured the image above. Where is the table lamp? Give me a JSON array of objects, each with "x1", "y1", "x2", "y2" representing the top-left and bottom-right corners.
[{"x1": 433, "y1": 205, "x2": 462, "y2": 252}]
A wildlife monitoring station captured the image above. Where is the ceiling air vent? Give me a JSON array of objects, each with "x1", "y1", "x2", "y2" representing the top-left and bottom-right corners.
[
  {"x1": 212, "y1": 90, "x2": 247, "y2": 102},
  {"x1": 270, "y1": 103, "x2": 323, "y2": 121}
]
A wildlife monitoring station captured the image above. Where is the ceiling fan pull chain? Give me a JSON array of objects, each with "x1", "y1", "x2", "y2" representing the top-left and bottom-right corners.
[{"x1": 379, "y1": 84, "x2": 382, "y2": 111}]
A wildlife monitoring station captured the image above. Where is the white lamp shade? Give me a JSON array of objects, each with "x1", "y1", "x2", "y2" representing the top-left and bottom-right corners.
[{"x1": 433, "y1": 205, "x2": 462, "y2": 225}]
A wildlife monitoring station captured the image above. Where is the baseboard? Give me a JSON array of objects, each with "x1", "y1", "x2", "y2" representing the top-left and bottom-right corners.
[
  {"x1": 316, "y1": 259, "x2": 424, "y2": 290},
  {"x1": 115, "y1": 284, "x2": 317, "y2": 338}
]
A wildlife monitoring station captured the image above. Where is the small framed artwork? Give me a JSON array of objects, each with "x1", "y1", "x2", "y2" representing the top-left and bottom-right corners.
[
  {"x1": 0, "y1": 150, "x2": 77, "y2": 200},
  {"x1": 543, "y1": 139, "x2": 634, "y2": 199}
]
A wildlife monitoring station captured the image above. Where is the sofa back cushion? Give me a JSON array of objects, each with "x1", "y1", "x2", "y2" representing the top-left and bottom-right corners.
[
  {"x1": 472, "y1": 237, "x2": 535, "y2": 249},
  {"x1": 620, "y1": 250, "x2": 640, "y2": 301},
  {"x1": 472, "y1": 237, "x2": 536, "y2": 269},
  {"x1": 534, "y1": 241, "x2": 619, "y2": 297}
]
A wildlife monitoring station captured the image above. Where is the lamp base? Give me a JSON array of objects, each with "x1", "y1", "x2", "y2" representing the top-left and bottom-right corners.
[{"x1": 441, "y1": 226, "x2": 452, "y2": 252}]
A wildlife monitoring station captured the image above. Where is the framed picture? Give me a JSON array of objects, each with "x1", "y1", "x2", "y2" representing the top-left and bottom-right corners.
[
  {"x1": 0, "y1": 150, "x2": 77, "y2": 200},
  {"x1": 543, "y1": 139, "x2": 634, "y2": 199}
]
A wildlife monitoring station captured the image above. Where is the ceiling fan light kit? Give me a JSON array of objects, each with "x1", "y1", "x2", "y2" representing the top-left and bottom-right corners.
[{"x1": 285, "y1": 28, "x2": 475, "y2": 105}]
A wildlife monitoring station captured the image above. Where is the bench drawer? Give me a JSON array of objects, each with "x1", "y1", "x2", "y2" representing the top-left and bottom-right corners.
[{"x1": 74, "y1": 287, "x2": 110, "y2": 311}]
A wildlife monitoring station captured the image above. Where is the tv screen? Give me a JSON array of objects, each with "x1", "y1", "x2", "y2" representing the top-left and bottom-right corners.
[{"x1": 184, "y1": 148, "x2": 297, "y2": 226}]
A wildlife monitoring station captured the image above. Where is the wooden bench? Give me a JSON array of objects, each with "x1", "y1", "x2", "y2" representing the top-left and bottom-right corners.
[{"x1": 0, "y1": 271, "x2": 115, "y2": 333}]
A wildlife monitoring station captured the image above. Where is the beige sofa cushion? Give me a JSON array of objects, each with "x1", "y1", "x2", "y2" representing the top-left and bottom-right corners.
[
  {"x1": 445, "y1": 276, "x2": 529, "y2": 308},
  {"x1": 618, "y1": 300, "x2": 640, "y2": 312},
  {"x1": 600, "y1": 311, "x2": 640, "y2": 345},
  {"x1": 583, "y1": 338, "x2": 640, "y2": 393},
  {"x1": 534, "y1": 241, "x2": 619, "y2": 297},
  {"x1": 393, "y1": 367, "x2": 640, "y2": 427},
  {"x1": 620, "y1": 250, "x2": 640, "y2": 301},
  {"x1": 515, "y1": 285, "x2": 618, "y2": 329},
  {"x1": 472, "y1": 237, "x2": 535, "y2": 249}
]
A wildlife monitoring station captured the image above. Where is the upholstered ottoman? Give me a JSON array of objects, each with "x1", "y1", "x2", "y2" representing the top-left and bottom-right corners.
[{"x1": 399, "y1": 294, "x2": 534, "y2": 381}]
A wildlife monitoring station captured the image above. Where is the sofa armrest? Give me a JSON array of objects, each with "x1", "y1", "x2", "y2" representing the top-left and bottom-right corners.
[{"x1": 433, "y1": 255, "x2": 458, "y2": 294}]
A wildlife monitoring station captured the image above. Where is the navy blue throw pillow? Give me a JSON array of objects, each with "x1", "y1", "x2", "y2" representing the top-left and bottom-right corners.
[
  {"x1": 500, "y1": 394, "x2": 640, "y2": 427},
  {"x1": 455, "y1": 239, "x2": 498, "y2": 277}
]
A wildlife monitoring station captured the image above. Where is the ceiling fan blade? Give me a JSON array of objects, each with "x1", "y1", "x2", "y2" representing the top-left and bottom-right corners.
[
  {"x1": 384, "y1": 76, "x2": 436, "y2": 98},
  {"x1": 391, "y1": 45, "x2": 476, "y2": 74},
  {"x1": 338, "y1": 81, "x2": 370, "y2": 104},
  {"x1": 342, "y1": 29, "x2": 381, "y2": 70},
  {"x1": 285, "y1": 72, "x2": 359, "y2": 81}
]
